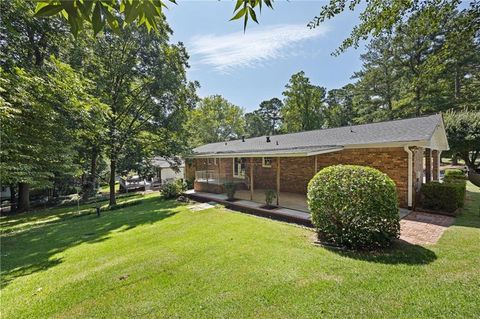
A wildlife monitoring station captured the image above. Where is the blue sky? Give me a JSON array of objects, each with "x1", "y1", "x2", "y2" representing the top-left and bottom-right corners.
[{"x1": 165, "y1": 1, "x2": 364, "y2": 112}]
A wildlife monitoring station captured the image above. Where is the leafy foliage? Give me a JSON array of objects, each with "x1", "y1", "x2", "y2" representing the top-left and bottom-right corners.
[
  {"x1": 244, "y1": 111, "x2": 271, "y2": 138},
  {"x1": 264, "y1": 189, "x2": 277, "y2": 207},
  {"x1": 34, "y1": 0, "x2": 177, "y2": 36},
  {"x1": 224, "y1": 182, "x2": 237, "y2": 200},
  {"x1": 307, "y1": 165, "x2": 400, "y2": 249},
  {"x1": 33, "y1": 0, "x2": 275, "y2": 35},
  {"x1": 186, "y1": 95, "x2": 245, "y2": 146},
  {"x1": 244, "y1": 98, "x2": 283, "y2": 137},
  {"x1": 281, "y1": 71, "x2": 326, "y2": 132},
  {"x1": 308, "y1": 0, "x2": 475, "y2": 56},
  {"x1": 444, "y1": 110, "x2": 480, "y2": 169},
  {"x1": 160, "y1": 180, "x2": 186, "y2": 199},
  {"x1": 0, "y1": 59, "x2": 98, "y2": 190},
  {"x1": 444, "y1": 168, "x2": 466, "y2": 180},
  {"x1": 420, "y1": 180, "x2": 466, "y2": 213}
]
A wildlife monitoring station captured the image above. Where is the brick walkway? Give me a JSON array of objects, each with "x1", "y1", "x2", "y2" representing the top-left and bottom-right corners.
[{"x1": 400, "y1": 211, "x2": 454, "y2": 245}]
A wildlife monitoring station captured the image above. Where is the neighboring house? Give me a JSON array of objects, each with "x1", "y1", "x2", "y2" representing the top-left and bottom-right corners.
[
  {"x1": 118, "y1": 157, "x2": 185, "y2": 192},
  {"x1": 185, "y1": 114, "x2": 449, "y2": 210},
  {"x1": 151, "y1": 157, "x2": 185, "y2": 185}
]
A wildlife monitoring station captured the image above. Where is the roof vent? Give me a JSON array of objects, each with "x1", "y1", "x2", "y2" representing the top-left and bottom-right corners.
[
  {"x1": 242, "y1": 136, "x2": 245, "y2": 142},
  {"x1": 266, "y1": 136, "x2": 271, "y2": 143},
  {"x1": 225, "y1": 142, "x2": 227, "y2": 145}
]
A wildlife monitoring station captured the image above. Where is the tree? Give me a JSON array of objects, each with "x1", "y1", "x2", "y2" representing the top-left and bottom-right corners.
[
  {"x1": 0, "y1": 0, "x2": 69, "y2": 70},
  {"x1": 324, "y1": 84, "x2": 355, "y2": 127},
  {"x1": 0, "y1": 59, "x2": 97, "y2": 211},
  {"x1": 244, "y1": 111, "x2": 270, "y2": 137},
  {"x1": 0, "y1": 1, "x2": 92, "y2": 211},
  {"x1": 82, "y1": 26, "x2": 194, "y2": 206},
  {"x1": 308, "y1": 0, "x2": 473, "y2": 55},
  {"x1": 281, "y1": 71, "x2": 326, "y2": 133},
  {"x1": 187, "y1": 95, "x2": 245, "y2": 145},
  {"x1": 33, "y1": 0, "x2": 274, "y2": 35},
  {"x1": 444, "y1": 110, "x2": 480, "y2": 170},
  {"x1": 351, "y1": 33, "x2": 399, "y2": 122},
  {"x1": 351, "y1": 4, "x2": 479, "y2": 122},
  {"x1": 258, "y1": 98, "x2": 283, "y2": 134}
]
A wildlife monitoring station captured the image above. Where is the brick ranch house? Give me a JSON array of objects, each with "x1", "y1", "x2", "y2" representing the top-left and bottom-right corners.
[{"x1": 185, "y1": 114, "x2": 449, "y2": 211}]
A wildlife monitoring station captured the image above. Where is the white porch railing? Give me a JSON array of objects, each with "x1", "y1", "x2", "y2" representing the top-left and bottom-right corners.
[
  {"x1": 195, "y1": 170, "x2": 248, "y2": 186},
  {"x1": 195, "y1": 170, "x2": 226, "y2": 185}
]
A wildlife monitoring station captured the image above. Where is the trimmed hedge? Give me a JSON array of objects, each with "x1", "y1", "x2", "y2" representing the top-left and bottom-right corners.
[
  {"x1": 444, "y1": 168, "x2": 465, "y2": 178},
  {"x1": 307, "y1": 165, "x2": 400, "y2": 250},
  {"x1": 444, "y1": 168, "x2": 466, "y2": 184},
  {"x1": 421, "y1": 179, "x2": 466, "y2": 213}
]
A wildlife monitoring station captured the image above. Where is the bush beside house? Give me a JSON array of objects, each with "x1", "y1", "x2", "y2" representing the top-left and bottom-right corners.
[
  {"x1": 307, "y1": 165, "x2": 400, "y2": 250},
  {"x1": 420, "y1": 182, "x2": 465, "y2": 213},
  {"x1": 161, "y1": 180, "x2": 187, "y2": 199},
  {"x1": 420, "y1": 169, "x2": 466, "y2": 214},
  {"x1": 224, "y1": 182, "x2": 236, "y2": 201}
]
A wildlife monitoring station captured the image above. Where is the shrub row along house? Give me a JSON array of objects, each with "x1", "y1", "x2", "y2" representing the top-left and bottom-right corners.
[{"x1": 185, "y1": 114, "x2": 449, "y2": 211}]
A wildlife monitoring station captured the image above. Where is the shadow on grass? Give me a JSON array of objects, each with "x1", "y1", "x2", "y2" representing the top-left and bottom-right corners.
[
  {"x1": 323, "y1": 239, "x2": 437, "y2": 265},
  {"x1": 0, "y1": 193, "x2": 144, "y2": 231},
  {"x1": 0, "y1": 196, "x2": 181, "y2": 289}
]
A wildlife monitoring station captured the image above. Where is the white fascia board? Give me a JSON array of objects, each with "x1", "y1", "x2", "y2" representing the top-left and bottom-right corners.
[
  {"x1": 188, "y1": 147, "x2": 343, "y2": 159},
  {"x1": 342, "y1": 140, "x2": 427, "y2": 149}
]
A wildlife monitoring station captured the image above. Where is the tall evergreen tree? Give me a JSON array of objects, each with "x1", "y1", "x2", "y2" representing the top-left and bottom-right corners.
[{"x1": 281, "y1": 71, "x2": 326, "y2": 132}]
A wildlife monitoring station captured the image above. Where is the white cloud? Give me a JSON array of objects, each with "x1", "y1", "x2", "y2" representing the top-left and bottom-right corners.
[{"x1": 188, "y1": 24, "x2": 330, "y2": 73}]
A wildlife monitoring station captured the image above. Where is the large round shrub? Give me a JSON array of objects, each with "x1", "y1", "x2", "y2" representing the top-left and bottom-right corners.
[{"x1": 307, "y1": 165, "x2": 400, "y2": 249}]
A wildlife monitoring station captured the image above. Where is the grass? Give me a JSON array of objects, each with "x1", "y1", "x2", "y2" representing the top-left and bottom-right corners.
[
  {"x1": 98, "y1": 181, "x2": 119, "y2": 194},
  {"x1": 1, "y1": 184, "x2": 479, "y2": 318}
]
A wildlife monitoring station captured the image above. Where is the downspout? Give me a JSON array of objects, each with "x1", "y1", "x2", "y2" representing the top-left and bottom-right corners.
[{"x1": 404, "y1": 146, "x2": 413, "y2": 209}]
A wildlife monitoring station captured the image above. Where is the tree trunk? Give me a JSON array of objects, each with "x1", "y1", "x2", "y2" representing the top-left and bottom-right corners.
[
  {"x1": 9, "y1": 183, "x2": 17, "y2": 213},
  {"x1": 18, "y1": 183, "x2": 30, "y2": 212},
  {"x1": 109, "y1": 158, "x2": 117, "y2": 206},
  {"x1": 454, "y1": 67, "x2": 461, "y2": 100},
  {"x1": 415, "y1": 86, "x2": 421, "y2": 116},
  {"x1": 83, "y1": 146, "x2": 99, "y2": 199}
]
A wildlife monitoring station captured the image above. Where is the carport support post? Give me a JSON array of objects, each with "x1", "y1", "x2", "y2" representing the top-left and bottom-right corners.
[
  {"x1": 206, "y1": 159, "x2": 209, "y2": 185},
  {"x1": 250, "y1": 157, "x2": 254, "y2": 200},
  {"x1": 432, "y1": 150, "x2": 440, "y2": 181},
  {"x1": 425, "y1": 148, "x2": 432, "y2": 182},
  {"x1": 276, "y1": 158, "x2": 280, "y2": 206}
]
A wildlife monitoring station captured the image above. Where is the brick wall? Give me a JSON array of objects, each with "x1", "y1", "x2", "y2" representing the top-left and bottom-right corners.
[
  {"x1": 313, "y1": 147, "x2": 409, "y2": 207},
  {"x1": 189, "y1": 147, "x2": 412, "y2": 208}
]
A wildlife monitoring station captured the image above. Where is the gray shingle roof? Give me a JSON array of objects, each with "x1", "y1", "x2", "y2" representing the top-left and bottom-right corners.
[
  {"x1": 151, "y1": 156, "x2": 184, "y2": 168},
  {"x1": 192, "y1": 114, "x2": 444, "y2": 157}
]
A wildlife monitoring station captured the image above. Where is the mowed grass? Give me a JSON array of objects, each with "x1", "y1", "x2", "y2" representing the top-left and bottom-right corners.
[{"x1": 1, "y1": 184, "x2": 480, "y2": 318}]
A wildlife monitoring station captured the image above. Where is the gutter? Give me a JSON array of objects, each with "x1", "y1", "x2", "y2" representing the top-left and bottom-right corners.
[
  {"x1": 404, "y1": 146, "x2": 413, "y2": 209},
  {"x1": 187, "y1": 147, "x2": 344, "y2": 159}
]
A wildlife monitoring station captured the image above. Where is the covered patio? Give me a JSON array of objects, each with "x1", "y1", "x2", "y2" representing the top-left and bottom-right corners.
[
  {"x1": 235, "y1": 189, "x2": 308, "y2": 212},
  {"x1": 184, "y1": 189, "x2": 311, "y2": 226}
]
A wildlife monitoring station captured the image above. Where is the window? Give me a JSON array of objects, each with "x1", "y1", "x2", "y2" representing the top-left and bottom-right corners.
[
  {"x1": 233, "y1": 157, "x2": 246, "y2": 178},
  {"x1": 262, "y1": 157, "x2": 273, "y2": 168}
]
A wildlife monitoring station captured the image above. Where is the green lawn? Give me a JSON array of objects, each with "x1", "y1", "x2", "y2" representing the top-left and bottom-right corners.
[
  {"x1": 1, "y1": 184, "x2": 480, "y2": 318},
  {"x1": 98, "y1": 181, "x2": 119, "y2": 194}
]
